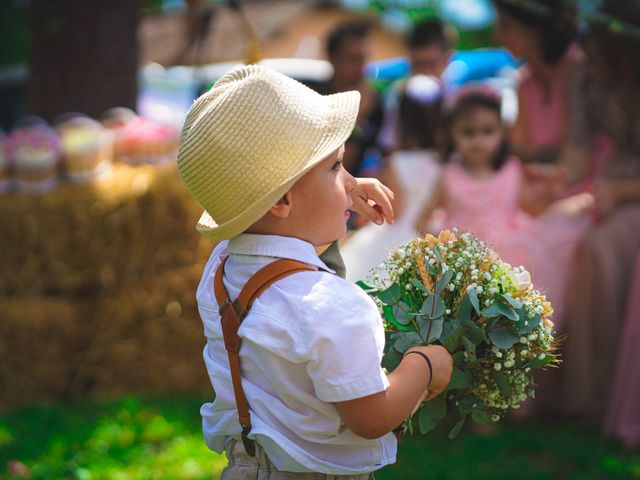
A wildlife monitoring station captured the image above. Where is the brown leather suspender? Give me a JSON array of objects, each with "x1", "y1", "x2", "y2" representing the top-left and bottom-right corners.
[{"x1": 213, "y1": 257, "x2": 317, "y2": 456}]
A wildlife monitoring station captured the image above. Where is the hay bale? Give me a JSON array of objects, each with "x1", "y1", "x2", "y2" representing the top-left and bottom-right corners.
[
  {"x1": 70, "y1": 264, "x2": 210, "y2": 397},
  {"x1": 0, "y1": 164, "x2": 211, "y2": 297},
  {"x1": 0, "y1": 298, "x2": 88, "y2": 411}
]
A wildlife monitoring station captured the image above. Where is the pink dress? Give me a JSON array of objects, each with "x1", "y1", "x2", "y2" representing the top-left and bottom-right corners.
[
  {"x1": 441, "y1": 158, "x2": 588, "y2": 327},
  {"x1": 517, "y1": 43, "x2": 582, "y2": 149}
]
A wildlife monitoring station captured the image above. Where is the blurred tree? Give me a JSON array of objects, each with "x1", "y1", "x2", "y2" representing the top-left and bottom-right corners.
[{"x1": 28, "y1": 0, "x2": 140, "y2": 121}]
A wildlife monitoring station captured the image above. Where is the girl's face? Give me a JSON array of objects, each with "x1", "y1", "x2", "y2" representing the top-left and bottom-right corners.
[
  {"x1": 493, "y1": 8, "x2": 540, "y2": 60},
  {"x1": 451, "y1": 107, "x2": 503, "y2": 169}
]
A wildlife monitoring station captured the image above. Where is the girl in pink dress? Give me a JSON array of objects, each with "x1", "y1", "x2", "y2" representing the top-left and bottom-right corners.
[{"x1": 415, "y1": 87, "x2": 590, "y2": 328}]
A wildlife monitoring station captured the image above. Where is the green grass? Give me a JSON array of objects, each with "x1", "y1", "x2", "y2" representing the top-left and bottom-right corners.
[{"x1": 0, "y1": 396, "x2": 638, "y2": 480}]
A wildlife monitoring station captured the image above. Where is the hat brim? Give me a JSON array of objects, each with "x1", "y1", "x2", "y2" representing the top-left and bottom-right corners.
[{"x1": 195, "y1": 89, "x2": 360, "y2": 240}]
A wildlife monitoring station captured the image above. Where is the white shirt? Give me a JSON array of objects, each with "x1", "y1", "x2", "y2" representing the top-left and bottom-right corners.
[{"x1": 197, "y1": 234, "x2": 397, "y2": 474}]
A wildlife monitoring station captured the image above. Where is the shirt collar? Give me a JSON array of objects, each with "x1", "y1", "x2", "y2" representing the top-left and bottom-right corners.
[{"x1": 227, "y1": 234, "x2": 335, "y2": 274}]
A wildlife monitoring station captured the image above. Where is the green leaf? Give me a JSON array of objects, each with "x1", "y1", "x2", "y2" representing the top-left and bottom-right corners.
[
  {"x1": 418, "y1": 394, "x2": 447, "y2": 434},
  {"x1": 443, "y1": 326, "x2": 465, "y2": 351},
  {"x1": 469, "y1": 288, "x2": 481, "y2": 315},
  {"x1": 421, "y1": 317, "x2": 444, "y2": 344},
  {"x1": 494, "y1": 300, "x2": 519, "y2": 321},
  {"x1": 455, "y1": 294, "x2": 473, "y2": 325},
  {"x1": 518, "y1": 311, "x2": 541, "y2": 334},
  {"x1": 448, "y1": 415, "x2": 467, "y2": 440},
  {"x1": 471, "y1": 410, "x2": 491, "y2": 423},
  {"x1": 383, "y1": 305, "x2": 414, "y2": 331},
  {"x1": 529, "y1": 354, "x2": 556, "y2": 369},
  {"x1": 445, "y1": 367, "x2": 469, "y2": 390},
  {"x1": 411, "y1": 278, "x2": 427, "y2": 293},
  {"x1": 457, "y1": 395, "x2": 484, "y2": 414},
  {"x1": 426, "y1": 258, "x2": 438, "y2": 276},
  {"x1": 392, "y1": 302, "x2": 412, "y2": 326},
  {"x1": 464, "y1": 321, "x2": 487, "y2": 345},
  {"x1": 461, "y1": 335, "x2": 476, "y2": 355},
  {"x1": 435, "y1": 270, "x2": 453, "y2": 295},
  {"x1": 381, "y1": 347, "x2": 402, "y2": 372},
  {"x1": 452, "y1": 351, "x2": 466, "y2": 367},
  {"x1": 491, "y1": 370, "x2": 513, "y2": 398},
  {"x1": 488, "y1": 325, "x2": 519, "y2": 349},
  {"x1": 420, "y1": 294, "x2": 446, "y2": 319},
  {"x1": 500, "y1": 293, "x2": 523, "y2": 310},
  {"x1": 378, "y1": 283, "x2": 402, "y2": 305},
  {"x1": 393, "y1": 332, "x2": 423, "y2": 353},
  {"x1": 356, "y1": 280, "x2": 380, "y2": 293}
]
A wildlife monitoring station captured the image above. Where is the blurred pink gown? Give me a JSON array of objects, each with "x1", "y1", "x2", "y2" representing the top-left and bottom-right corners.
[{"x1": 440, "y1": 158, "x2": 589, "y2": 328}]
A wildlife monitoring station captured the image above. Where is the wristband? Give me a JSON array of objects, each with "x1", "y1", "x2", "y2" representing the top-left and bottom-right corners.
[{"x1": 404, "y1": 350, "x2": 433, "y2": 387}]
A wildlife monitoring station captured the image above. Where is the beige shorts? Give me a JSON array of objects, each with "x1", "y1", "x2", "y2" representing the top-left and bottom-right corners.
[{"x1": 220, "y1": 438, "x2": 374, "y2": 480}]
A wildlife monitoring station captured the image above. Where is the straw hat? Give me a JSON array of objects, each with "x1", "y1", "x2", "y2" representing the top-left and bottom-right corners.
[{"x1": 177, "y1": 64, "x2": 360, "y2": 240}]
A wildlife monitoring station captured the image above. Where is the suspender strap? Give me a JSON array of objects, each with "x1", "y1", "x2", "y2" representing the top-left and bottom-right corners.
[{"x1": 213, "y1": 257, "x2": 317, "y2": 456}]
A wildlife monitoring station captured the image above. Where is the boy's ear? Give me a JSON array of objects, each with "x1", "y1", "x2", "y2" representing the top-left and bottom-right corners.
[{"x1": 268, "y1": 191, "x2": 292, "y2": 219}]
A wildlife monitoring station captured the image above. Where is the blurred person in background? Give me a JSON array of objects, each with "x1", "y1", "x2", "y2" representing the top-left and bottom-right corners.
[
  {"x1": 377, "y1": 18, "x2": 454, "y2": 156},
  {"x1": 313, "y1": 21, "x2": 384, "y2": 177},
  {"x1": 492, "y1": 0, "x2": 580, "y2": 167},
  {"x1": 560, "y1": 0, "x2": 640, "y2": 449}
]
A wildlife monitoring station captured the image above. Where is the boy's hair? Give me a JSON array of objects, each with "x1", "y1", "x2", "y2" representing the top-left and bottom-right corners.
[
  {"x1": 407, "y1": 19, "x2": 451, "y2": 51},
  {"x1": 492, "y1": 0, "x2": 576, "y2": 64},
  {"x1": 326, "y1": 21, "x2": 371, "y2": 58},
  {"x1": 443, "y1": 88, "x2": 509, "y2": 170}
]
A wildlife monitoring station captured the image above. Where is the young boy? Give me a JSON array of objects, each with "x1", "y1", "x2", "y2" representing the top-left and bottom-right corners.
[{"x1": 177, "y1": 65, "x2": 453, "y2": 478}]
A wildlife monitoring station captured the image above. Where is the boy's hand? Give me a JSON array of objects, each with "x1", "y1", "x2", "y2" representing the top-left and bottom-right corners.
[
  {"x1": 351, "y1": 178, "x2": 395, "y2": 225},
  {"x1": 406, "y1": 345, "x2": 453, "y2": 401}
]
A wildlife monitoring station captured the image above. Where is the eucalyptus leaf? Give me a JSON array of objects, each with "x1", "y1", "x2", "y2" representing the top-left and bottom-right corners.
[
  {"x1": 393, "y1": 332, "x2": 423, "y2": 353},
  {"x1": 448, "y1": 415, "x2": 467, "y2": 440},
  {"x1": 383, "y1": 305, "x2": 414, "y2": 332},
  {"x1": 464, "y1": 321, "x2": 487, "y2": 345},
  {"x1": 493, "y1": 300, "x2": 519, "y2": 321},
  {"x1": 488, "y1": 325, "x2": 519, "y2": 349},
  {"x1": 461, "y1": 335, "x2": 476, "y2": 355},
  {"x1": 500, "y1": 293, "x2": 523, "y2": 310},
  {"x1": 381, "y1": 347, "x2": 402, "y2": 372},
  {"x1": 518, "y1": 311, "x2": 541, "y2": 335},
  {"x1": 457, "y1": 395, "x2": 484, "y2": 414},
  {"x1": 452, "y1": 351, "x2": 466, "y2": 367},
  {"x1": 443, "y1": 326, "x2": 466, "y2": 351},
  {"x1": 455, "y1": 294, "x2": 473, "y2": 325},
  {"x1": 418, "y1": 393, "x2": 447, "y2": 434},
  {"x1": 491, "y1": 370, "x2": 513, "y2": 398},
  {"x1": 469, "y1": 288, "x2": 481, "y2": 315},
  {"x1": 392, "y1": 302, "x2": 412, "y2": 326},
  {"x1": 411, "y1": 278, "x2": 427, "y2": 292},
  {"x1": 435, "y1": 269, "x2": 453, "y2": 295},
  {"x1": 420, "y1": 294, "x2": 446, "y2": 319},
  {"x1": 445, "y1": 367, "x2": 470, "y2": 390},
  {"x1": 356, "y1": 280, "x2": 380, "y2": 293},
  {"x1": 421, "y1": 317, "x2": 444, "y2": 344},
  {"x1": 426, "y1": 258, "x2": 438, "y2": 276},
  {"x1": 378, "y1": 282, "x2": 402, "y2": 305},
  {"x1": 471, "y1": 411, "x2": 491, "y2": 423}
]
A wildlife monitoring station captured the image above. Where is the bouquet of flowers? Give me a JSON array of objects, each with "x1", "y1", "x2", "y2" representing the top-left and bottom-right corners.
[{"x1": 357, "y1": 229, "x2": 558, "y2": 438}]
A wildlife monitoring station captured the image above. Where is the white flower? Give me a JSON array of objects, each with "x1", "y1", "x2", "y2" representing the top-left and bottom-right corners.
[
  {"x1": 476, "y1": 286, "x2": 483, "y2": 294},
  {"x1": 496, "y1": 351, "x2": 503, "y2": 358},
  {"x1": 398, "y1": 267, "x2": 405, "y2": 274},
  {"x1": 446, "y1": 309, "x2": 451, "y2": 315},
  {"x1": 448, "y1": 283, "x2": 455, "y2": 291},
  {"x1": 519, "y1": 337, "x2": 528, "y2": 344},
  {"x1": 406, "y1": 284, "x2": 412, "y2": 290},
  {"x1": 494, "y1": 363, "x2": 502, "y2": 371}
]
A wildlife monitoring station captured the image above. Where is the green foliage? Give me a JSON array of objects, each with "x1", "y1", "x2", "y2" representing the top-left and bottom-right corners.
[{"x1": 0, "y1": 396, "x2": 226, "y2": 480}]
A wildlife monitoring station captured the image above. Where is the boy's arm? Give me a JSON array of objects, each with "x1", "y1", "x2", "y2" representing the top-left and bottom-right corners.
[{"x1": 334, "y1": 345, "x2": 452, "y2": 440}]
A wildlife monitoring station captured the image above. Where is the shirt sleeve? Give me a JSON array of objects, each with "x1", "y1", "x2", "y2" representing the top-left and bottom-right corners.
[{"x1": 301, "y1": 277, "x2": 390, "y2": 403}]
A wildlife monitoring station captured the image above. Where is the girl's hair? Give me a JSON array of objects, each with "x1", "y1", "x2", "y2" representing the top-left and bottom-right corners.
[
  {"x1": 442, "y1": 88, "x2": 510, "y2": 170},
  {"x1": 493, "y1": 0, "x2": 576, "y2": 65},
  {"x1": 397, "y1": 76, "x2": 444, "y2": 150}
]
